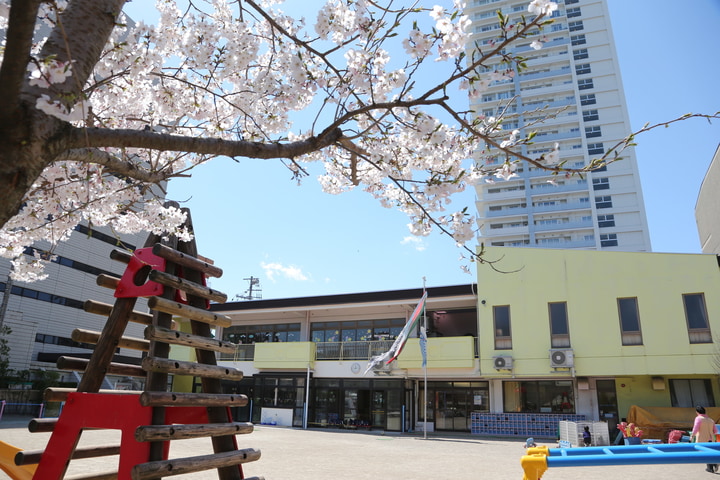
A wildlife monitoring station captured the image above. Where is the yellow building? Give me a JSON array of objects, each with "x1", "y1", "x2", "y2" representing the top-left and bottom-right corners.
[{"x1": 477, "y1": 247, "x2": 720, "y2": 438}]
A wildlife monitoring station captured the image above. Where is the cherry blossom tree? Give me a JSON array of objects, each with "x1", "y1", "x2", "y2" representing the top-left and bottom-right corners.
[{"x1": 0, "y1": 0, "x2": 714, "y2": 281}]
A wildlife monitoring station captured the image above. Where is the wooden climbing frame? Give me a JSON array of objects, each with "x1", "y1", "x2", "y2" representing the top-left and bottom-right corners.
[{"x1": 12, "y1": 208, "x2": 262, "y2": 480}]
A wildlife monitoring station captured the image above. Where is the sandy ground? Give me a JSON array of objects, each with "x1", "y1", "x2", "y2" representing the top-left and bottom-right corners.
[{"x1": 0, "y1": 416, "x2": 716, "y2": 479}]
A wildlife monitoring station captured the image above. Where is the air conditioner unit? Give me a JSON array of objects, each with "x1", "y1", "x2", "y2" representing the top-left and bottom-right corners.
[
  {"x1": 493, "y1": 355, "x2": 513, "y2": 370},
  {"x1": 550, "y1": 349, "x2": 574, "y2": 368}
]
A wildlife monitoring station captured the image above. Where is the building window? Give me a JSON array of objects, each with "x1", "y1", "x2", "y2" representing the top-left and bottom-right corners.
[
  {"x1": 582, "y1": 109, "x2": 599, "y2": 122},
  {"x1": 504, "y1": 380, "x2": 575, "y2": 413},
  {"x1": 549, "y1": 302, "x2": 571, "y2": 348},
  {"x1": 670, "y1": 379, "x2": 715, "y2": 407},
  {"x1": 568, "y1": 20, "x2": 584, "y2": 32},
  {"x1": 587, "y1": 143, "x2": 604, "y2": 155},
  {"x1": 570, "y1": 34, "x2": 586, "y2": 46},
  {"x1": 600, "y1": 233, "x2": 618, "y2": 247},
  {"x1": 683, "y1": 293, "x2": 712, "y2": 343},
  {"x1": 224, "y1": 323, "x2": 302, "y2": 344},
  {"x1": 580, "y1": 94, "x2": 596, "y2": 105},
  {"x1": 493, "y1": 305, "x2": 512, "y2": 350},
  {"x1": 585, "y1": 126, "x2": 601, "y2": 138},
  {"x1": 566, "y1": 7, "x2": 582, "y2": 18},
  {"x1": 597, "y1": 214, "x2": 615, "y2": 227},
  {"x1": 595, "y1": 195, "x2": 612, "y2": 209},
  {"x1": 575, "y1": 63, "x2": 591, "y2": 75},
  {"x1": 592, "y1": 177, "x2": 610, "y2": 190},
  {"x1": 617, "y1": 297, "x2": 643, "y2": 345},
  {"x1": 565, "y1": 0, "x2": 580, "y2": 3},
  {"x1": 573, "y1": 48, "x2": 588, "y2": 60},
  {"x1": 578, "y1": 78, "x2": 594, "y2": 90}
]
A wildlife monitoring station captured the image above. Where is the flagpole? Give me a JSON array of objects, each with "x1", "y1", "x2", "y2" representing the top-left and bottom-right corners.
[{"x1": 422, "y1": 277, "x2": 428, "y2": 440}]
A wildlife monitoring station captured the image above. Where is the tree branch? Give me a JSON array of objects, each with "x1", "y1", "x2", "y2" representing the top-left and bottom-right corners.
[
  {"x1": 60, "y1": 148, "x2": 175, "y2": 183},
  {"x1": 65, "y1": 126, "x2": 344, "y2": 159}
]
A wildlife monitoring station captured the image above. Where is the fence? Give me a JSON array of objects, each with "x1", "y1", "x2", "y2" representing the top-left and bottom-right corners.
[
  {"x1": 0, "y1": 399, "x2": 45, "y2": 420},
  {"x1": 558, "y1": 420, "x2": 610, "y2": 446}
]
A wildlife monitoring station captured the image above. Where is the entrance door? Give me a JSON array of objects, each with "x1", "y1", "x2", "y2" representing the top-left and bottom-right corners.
[
  {"x1": 596, "y1": 379, "x2": 620, "y2": 442},
  {"x1": 372, "y1": 390, "x2": 386, "y2": 429}
]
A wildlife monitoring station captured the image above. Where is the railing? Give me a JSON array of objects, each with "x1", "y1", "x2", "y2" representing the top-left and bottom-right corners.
[
  {"x1": 217, "y1": 340, "x2": 395, "y2": 362},
  {"x1": 217, "y1": 338, "x2": 481, "y2": 363},
  {"x1": 316, "y1": 340, "x2": 394, "y2": 361},
  {"x1": 218, "y1": 343, "x2": 255, "y2": 361}
]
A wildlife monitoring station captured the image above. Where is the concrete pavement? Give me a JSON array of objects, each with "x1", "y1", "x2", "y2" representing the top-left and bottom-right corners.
[{"x1": 0, "y1": 416, "x2": 714, "y2": 479}]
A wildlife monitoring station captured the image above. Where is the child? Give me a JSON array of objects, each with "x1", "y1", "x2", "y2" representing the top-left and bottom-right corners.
[{"x1": 582, "y1": 426, "x2": 592, "y2": 447}]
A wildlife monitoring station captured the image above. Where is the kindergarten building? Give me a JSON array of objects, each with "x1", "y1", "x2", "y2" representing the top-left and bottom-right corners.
[{"x1": 212, "y1": 247, "x2": 720, "y2": 438}]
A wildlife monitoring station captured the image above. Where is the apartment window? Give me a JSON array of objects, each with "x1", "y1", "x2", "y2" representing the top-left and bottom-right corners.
[
  {"x1": 583, "y1": 109, "x2": 599, "y2": 121},
  {"x1": 580, "y1": 94, "x2": 596, "y2": 105},
  {"x1": 575, "y1": 64, "x2": 591, "y2": 75},
  {"x1": 592, "y1": 177, "x2": 610, "y2": 190},
  {"x1": 587, "y1": 143, "x2": 604, "y2": 155},
  {"x1": 570, "y1": 34, "x2": 586, "y2": 46},
  {"x1": 585, "y1": 126, "x2": 601, "y2": 138},
  {"x1": 578, "y1": 78, "x2": 594, "y2": 90},
  {"x1": 566, "y1": 7, "x2": 581, "y2": 18},
  {"x1": 600, "y1": 233, "x2": 618, "y2": 247},
  {"x1": 493, "y1": 305, "x2": 512, "y2": 350},
  {"x1": 549, "y1": 302, "x2": 571, "y2": 348},
  {"x1": 573, "y1": 48, "x2": 589, "y2": 60},
  {"x1": 618, "y1": 297, "x2": 643, "y2": 345},
  {"x1": 683, "y1": 293, "x2": 712, "y2": 343},
  {"x1": 597, "y1": 214, "x2": 615, "y2": 227},
  {"x1": 670, "y1": 379, "x2": 715, "y2": 408},
  {"x1": 568, "y1": 20, "x2": 584, "y2": 32},
  {"x1": 565, "y1": 0, "x2": 580, "y2": 3},
  {"x1": 595, "y1": 195, "x2": 612, "y2": 209}
]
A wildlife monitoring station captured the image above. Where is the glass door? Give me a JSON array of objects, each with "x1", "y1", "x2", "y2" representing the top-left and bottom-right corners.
[
  {"x1": 372, "y1": 390, "x2": 386, "y2": 429},
  {"x1": 596, "y1": 379, "x2": 620, "y2": 442}
]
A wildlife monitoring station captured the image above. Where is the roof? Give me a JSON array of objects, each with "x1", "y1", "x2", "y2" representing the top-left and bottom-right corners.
[{"x1": 210, "y1": 283, "x2": 477, "y2": 312}]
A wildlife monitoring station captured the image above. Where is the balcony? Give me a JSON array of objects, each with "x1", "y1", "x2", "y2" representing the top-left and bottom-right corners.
[
  {"x1": 534, "y1": 219, "x2": 594, "y2": 232},
  {"x1": 532, "y1": 201, "x2": 591, "y2": 214},
  {"x1": 483, "y1": 206, "x2": 529, "y2": 218},
  {"x1": 215, "y1": 338, "x2": 476, "y2": 369},
  {"x1": 397, "y1": 337, "x2": 476, "y2": 369}
]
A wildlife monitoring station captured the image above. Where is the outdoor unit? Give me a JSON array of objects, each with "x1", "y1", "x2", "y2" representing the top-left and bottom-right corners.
[
  {"x1": 493, "y1": 355, "x2": 513, "y2": 370},
  {"x1": 550, "y1": 349, "x2": 574, "y2": 368}
]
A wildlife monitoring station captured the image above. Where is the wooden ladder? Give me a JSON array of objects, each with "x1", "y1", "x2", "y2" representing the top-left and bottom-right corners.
[{"x1": 15, "y1": 208, "x2": 262, "y2": 480}]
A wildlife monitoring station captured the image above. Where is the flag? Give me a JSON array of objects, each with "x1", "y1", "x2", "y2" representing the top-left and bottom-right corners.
[
  {"x1": 420, "y1": 326, "x2": 427, "y2": 368},
  {"x1": 365, "y1": 291, "x2": 427, "y2": 374}
]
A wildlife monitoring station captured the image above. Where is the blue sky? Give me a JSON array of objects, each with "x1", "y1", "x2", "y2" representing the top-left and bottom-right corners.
[{"x1": 122, "y1": 1, "x2": 720, "y2": 301}]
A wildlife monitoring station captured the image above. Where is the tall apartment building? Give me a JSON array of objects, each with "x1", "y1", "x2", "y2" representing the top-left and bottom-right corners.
[{"x1": 466, "y1": 0, "x2": 651, "y2": 251}]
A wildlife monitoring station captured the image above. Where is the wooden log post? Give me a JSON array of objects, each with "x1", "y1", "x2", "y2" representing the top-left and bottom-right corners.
[
  {"x1": 135, "y1": 422, "x2": 253, "y2": 442},
  {"x1": 144, "y1": 325, "x2": 236, "y2": 354},
  {"x1": 141, "y1": 357, "x2": 244, "y2": 380},
  {"x1": 59, "y1": 356, "x2": 146, "y2": 377},
  {"x1": 72, "y1": 329, "x2": 150, "y2": 351},
  {"x1": 148, "y1": 270, "x2": 227, "y2": 303},
  {"x1": 15, "y1": 444, "x2": 121, "y2": 466},
  {"x1": 151, "y1": 243, "x2": 223, "y2": 278},
  {"x1": 130, "y1": 449, "x2": 261, "y2": 480},
  {"x1": 139, "y1": 392, "x2": 248, "y2": 408},
  {"x1": 146, "y1": 296, "x2": 231, "y2": 328},
  {"x1": 84, "y1": 300, "x2": 154, "y2": 326}
]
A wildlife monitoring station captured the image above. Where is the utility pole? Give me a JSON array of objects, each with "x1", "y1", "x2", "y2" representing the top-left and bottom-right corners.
[{"x1": 233, "y1": 276, "x2": 262, "y2": 301}]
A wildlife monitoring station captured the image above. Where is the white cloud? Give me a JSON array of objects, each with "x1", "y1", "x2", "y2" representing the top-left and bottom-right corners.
[
  {"x1": 261, "y1": 261, "x2": 309, "y2": 282},
  {"x1": 401, "y1": 236, "x2": 427, "y2": 252}
]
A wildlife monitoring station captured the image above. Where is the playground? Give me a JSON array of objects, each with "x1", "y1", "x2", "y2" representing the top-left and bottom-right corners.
[{"x1": 0, "y1": 420, "x2": 712, "y2": 480}]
